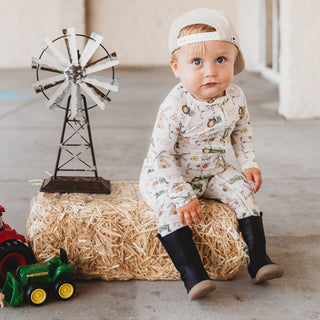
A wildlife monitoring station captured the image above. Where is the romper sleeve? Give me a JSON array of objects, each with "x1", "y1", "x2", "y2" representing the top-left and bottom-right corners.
[
  {"x1": 231, "y1": 91, "x2": 259, "y2": 172},
  {"x1": 148, "y1": 95, "x2": 196, "y2": 209}
]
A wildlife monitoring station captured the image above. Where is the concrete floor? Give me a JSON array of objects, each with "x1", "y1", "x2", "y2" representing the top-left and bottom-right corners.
[{"x1": 0, "y1": 67, "x2": 319, "y2": 319}]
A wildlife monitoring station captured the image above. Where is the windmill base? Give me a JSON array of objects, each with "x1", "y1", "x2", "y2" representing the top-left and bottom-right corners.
[{"x1": 40, "y1": 176, "x2": 111, "y2": 194}]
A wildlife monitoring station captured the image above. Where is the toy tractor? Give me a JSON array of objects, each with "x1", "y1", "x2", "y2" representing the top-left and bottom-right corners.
[
  {"x1": 2, "y1": 248, "x2": 75, "y2": 306},
  {"x1": 0, "y1": 205, "x2": 36, "y2": 287}
]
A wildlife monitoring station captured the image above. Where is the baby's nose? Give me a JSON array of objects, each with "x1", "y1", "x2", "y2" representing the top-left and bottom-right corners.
[{"x1": 204, "y1": 62, "x2": 218, "y2": 76}]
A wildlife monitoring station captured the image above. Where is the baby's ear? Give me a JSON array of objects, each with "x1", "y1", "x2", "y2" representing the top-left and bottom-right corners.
[{"x1": 170, "y1": 59, "x2": 180, "y2": 78}]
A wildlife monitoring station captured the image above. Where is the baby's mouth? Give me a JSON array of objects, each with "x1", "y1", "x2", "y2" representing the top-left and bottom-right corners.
[{"x1": 203, "y1": 82, "x2": 218, "y2": 87}]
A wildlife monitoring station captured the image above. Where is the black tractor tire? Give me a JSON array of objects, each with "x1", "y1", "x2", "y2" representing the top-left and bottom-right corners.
[
  {"x1": 0, "y1": 239, "x2": 36, "y2": 287},
  {"x1": 54, "y1": 278, "x2": 75, "y2": 301},
  {"x1": 26, "y1": 283, "x2": 48, "y2": 306}
]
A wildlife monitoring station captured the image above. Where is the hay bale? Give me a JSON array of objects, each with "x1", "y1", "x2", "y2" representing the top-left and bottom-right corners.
[{"x1": 26, "y1": 181, "x2": 247, "y2": 281}]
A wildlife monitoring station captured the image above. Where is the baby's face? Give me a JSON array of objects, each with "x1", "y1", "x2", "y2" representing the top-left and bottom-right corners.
[{"x1": 170, "y1": 40, "x2": 237, "y2": 101}]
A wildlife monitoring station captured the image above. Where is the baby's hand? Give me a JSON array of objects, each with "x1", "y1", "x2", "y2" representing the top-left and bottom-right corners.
[
  {"x1": 176, "y1": 197, "x2": 203, "y2": 228},
  {"x1": 243, "y1": 168, "x2": 262, "y2": 193}
]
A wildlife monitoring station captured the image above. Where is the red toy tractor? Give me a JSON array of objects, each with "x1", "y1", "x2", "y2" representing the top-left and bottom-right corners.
[{"x1": 0, "y1": 205, "x2": 35, "y2": 287}]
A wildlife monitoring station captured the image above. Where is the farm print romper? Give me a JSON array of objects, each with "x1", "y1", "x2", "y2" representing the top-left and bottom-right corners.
[{"x1": 139, "y1": 82, "x2": 260, "y2": 237}]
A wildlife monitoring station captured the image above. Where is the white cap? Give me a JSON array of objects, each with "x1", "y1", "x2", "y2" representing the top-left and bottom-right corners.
[{"x1": 169, "y1": 8, "x2": 245, "y2": 75}]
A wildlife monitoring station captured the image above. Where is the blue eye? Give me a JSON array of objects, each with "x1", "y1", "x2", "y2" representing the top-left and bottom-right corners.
[
  {"x1": 217, "y1": 57, "x2": 225, "y2": 64},
  {"x1": 192, "y1": 58, "x2": 202, "y2": 65}
]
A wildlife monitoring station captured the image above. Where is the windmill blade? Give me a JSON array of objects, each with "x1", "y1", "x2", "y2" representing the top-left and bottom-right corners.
[
  {"x1": 79, "y1": 82, "x2": 109, "y2": 110},
  {"x1": 85, "y1": 54, "x2": 120, "y2": 75},
  {"x1": 79, "y1": 32, "x2": 104, "y2": 68},
  {"x1": 32, "y1": 57, "x2": 65, "y2": 74},
  {"x1": 40, "y1": 37, "x2": 70, "y2": 68},
  {"x1": 85, "y1": 75, "x2": 119, "y2": 92},
  {"x1": 32, "y1": 74, "x2": 66, "y2": 93},
  {"x1": 46, "y1": 81, "x2": 71, "y2": 110},
  {"x1": 63, "y1": 27, "x2": 79, "y2": 66},
  {"x1": 70, "y1": 83, "x2": 83, "y2": 118}
]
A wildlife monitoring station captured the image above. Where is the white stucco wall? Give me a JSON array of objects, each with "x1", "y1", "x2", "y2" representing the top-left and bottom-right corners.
[
  {"x1": 86, "y1": 0, "x2": 260, "y2": 70},
  {"x1": 230, "y1": 0, "x2": 260, "y2": 72},
  {"x1": 279, "y1": 0, "x2": 320, "y2": 119},
  {"x1": 0, "y1": 0, "x2": 85, "y2": 68},
  {"x1": 0, "y1": 0, "x2": 259, "y2": 71}
]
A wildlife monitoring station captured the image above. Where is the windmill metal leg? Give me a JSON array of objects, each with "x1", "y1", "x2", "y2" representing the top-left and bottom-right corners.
[
  {"x1": 53, "y1": 96, "x2": 71, "y2": 179},
  {"x1": 82, "y1": 95, "x2": 98, "y2": 179}
]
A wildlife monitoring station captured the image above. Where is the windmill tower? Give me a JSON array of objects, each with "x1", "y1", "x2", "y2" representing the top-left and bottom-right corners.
[{"x1": 32, "y1": 27, "x2": 119, "y2": 194}]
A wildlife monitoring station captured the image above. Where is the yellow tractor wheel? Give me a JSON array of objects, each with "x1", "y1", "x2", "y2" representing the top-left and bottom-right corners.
[
  {"x1": 27, "y1": 285, "x2": 47, "y2": 306},
  {"x1": 55, "y1": 279, "x2": 75, "y2": 300}
]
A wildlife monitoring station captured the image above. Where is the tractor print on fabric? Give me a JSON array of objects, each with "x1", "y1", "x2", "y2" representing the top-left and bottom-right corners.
[{"x1": 140, "y1": 83, "x2": 260, "y2": 236}]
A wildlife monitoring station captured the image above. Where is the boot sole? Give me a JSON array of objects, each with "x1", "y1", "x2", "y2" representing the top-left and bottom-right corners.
[
  {"x1": 188, "y1": 280, "x2": 216, "y2": 301},
  {"x1": 252, "y1": 264, "x2": 284, "y2": 284}
]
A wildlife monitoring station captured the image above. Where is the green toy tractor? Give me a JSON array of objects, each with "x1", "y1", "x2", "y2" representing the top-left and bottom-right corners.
[{"x1": 2, "y1": 249, "x2": 75, "y2": 306}]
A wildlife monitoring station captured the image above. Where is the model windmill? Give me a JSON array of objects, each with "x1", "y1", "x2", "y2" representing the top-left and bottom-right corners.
[{"x1": 32, "y1": 27, "x2": 119, "y2": 194}]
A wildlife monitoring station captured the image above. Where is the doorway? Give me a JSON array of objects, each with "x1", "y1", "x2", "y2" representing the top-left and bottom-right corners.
[{"x1": 260, "y1": 0, "x2": 280, "y2": 83}]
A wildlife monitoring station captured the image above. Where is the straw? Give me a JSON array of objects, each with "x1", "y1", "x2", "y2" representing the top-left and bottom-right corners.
[{"x1": 26, "y1": 181, "x2": 247, "y2": 281}]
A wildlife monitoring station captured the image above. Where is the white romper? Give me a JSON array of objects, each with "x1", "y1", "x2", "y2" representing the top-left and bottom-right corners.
[{"x1": 139, "y1": 82, "x2": 260, "y2": 236}]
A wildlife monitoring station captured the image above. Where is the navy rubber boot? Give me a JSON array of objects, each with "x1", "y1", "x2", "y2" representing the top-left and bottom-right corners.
[
  {"x1": 238, "y1": 215, "x2": 284, "y2": 283},
  {"x1": 158, "y1": 226, "x2": 216, "y2": 300}
]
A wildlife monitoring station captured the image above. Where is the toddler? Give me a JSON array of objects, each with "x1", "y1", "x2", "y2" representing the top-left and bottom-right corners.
[{"x1": 139, "y1": 8, "x2": 284, "y2": 300}]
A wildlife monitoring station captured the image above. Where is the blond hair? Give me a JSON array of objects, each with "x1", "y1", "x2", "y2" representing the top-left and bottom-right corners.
[{"x1": 171, "y1": 23, "x2": 238, "y2": 61}]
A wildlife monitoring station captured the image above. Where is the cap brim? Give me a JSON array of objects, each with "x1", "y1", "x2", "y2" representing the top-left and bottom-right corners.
[{"x1": 234, "y1": 50, "x2": 245, "y2": 75}]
